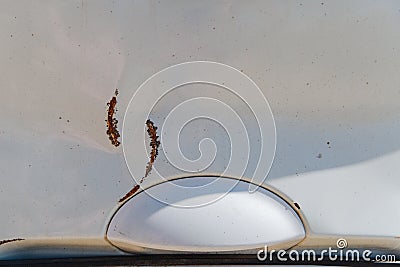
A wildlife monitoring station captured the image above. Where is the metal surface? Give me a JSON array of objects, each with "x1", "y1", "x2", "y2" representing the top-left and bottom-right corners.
[{"x1": 0, "y1": 0, "x2": 400, "y2": 259}]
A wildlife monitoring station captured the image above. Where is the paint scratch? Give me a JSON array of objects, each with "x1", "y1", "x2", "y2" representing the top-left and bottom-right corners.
[{"x1": 0, "y1": 238, "x2": 24, "y2": 246}]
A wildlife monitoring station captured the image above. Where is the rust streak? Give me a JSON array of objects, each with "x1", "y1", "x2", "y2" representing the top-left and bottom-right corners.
[
  {"x1": 118, "y1": 185, "x2": 140, "y2": 203},
  {"x1": 118, "y1": 119, "x2": 160, "y2": 203},
  {"x1": 106, "y1": 89, "x2": 120, "y2": 147},
  {"x1": 143, "y1": 119, "x2": 160, "y2": 180}
]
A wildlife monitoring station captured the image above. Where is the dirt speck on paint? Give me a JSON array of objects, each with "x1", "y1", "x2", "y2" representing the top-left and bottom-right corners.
[
  {"x1": 119, "y1": 119, "x2": 160, "y2": 203},
  {"x1": 293, "y1": 202, "x2": 301, "y2": 209},
  {"x1": 0, "y1": 238, "x2": 24, "y2": 246},
  {"x1": 106, "y1": 89, "x2": 120, "y2": 147}
]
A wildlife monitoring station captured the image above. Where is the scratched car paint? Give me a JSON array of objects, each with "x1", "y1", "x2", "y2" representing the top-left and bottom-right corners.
[{"x1": 0, "y1": 0, "x2": 400, "y2": 260}]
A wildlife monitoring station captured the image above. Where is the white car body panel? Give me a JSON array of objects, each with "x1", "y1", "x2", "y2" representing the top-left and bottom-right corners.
[{"x1": 0, "y1": 0, "x2": 399, "y2": 258}]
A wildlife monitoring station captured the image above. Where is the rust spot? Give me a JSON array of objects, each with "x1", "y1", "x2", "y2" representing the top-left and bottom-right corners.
[
  {"x1": 119, "y1": 119, "x2": 160, "y2": 203},
  {"x1": 294, "y1": 202, "x2": 301, "y2": 209},
  {"x1": 0, "y1": 238, "x2": 24, "y2": 246},
  {"x1": 106, "y1": 89, "x2": 120, "y2": 147}
]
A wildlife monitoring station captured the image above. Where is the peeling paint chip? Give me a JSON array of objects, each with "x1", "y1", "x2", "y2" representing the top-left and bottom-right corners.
[
  {"x1": 0, "y1": 238, "x2": 24, "y2": 246},
  {"x1": 106, "y1": 89, "x2": 120, "y2": 147}
]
